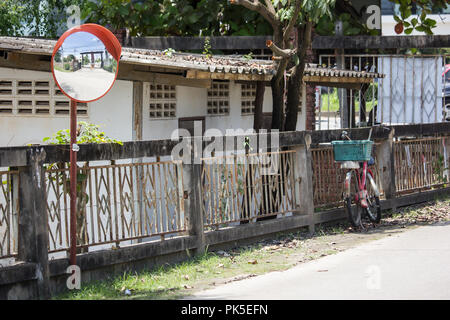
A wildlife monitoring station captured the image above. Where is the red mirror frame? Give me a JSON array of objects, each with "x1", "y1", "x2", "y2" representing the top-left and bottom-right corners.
[{"x1": 51, "y1": 23, "x2": 122, "y2": 103}]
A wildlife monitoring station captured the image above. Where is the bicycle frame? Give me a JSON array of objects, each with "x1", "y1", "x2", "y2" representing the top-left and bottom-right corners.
[{"x1": 343, "y1": 161, "x2": 380, "y2": 201}]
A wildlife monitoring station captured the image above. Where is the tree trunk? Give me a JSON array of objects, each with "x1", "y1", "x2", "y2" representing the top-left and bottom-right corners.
[
  {"x1": 253, "y1": 81, "x2": 266, "y2": 131},
  {"x1": 359, "y1": 83, "x2": 369, "y2": 124},
  {"x1": 270, "y1": 77, "x2": 285, "y2": 130},
  {"x1": 285, "y1": 22, "x2": 312, "y2": 132}
]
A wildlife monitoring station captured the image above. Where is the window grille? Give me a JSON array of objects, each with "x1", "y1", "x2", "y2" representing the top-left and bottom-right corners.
[
  {"x1": 148, "y1": 84, "x2": 176, "y2": 119},
  {"x1": 207, "y1": 81, "x2": 229, "y2": 115},
  {"x1": 0, "y1": 79, "x2": 88, "y2": 116},
  {"x1": 241, "y1": 83, "x2": 256, "y2": 115}
]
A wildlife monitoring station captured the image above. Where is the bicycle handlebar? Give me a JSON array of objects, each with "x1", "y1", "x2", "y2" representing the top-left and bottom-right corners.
[{"x1": 341, "y1": 127, "x2": 374, "y2": 142}]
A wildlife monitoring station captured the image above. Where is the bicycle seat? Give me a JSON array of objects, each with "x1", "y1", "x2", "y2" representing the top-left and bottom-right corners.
[{"x1": 340, "y1": 161, "x2": 360, "y2": 169}]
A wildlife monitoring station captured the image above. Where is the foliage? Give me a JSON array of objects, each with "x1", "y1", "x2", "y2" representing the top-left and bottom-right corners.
[
  {"x1": 43, "y1": 121, "x2": 123, "y2": 145},
  {"x1": 0, "y1": 0, "x2": 87, "y2": 38},
  {"x1": 0, "y1": 0, "x2": 26, "y2": 36},
  {"x1": 433, "y1": 153, "x2": 448, "y2": 185},
  {"x1": 202, "y1": 37, "x2": 212, "y2": 59},
  {"x1": 243, "y1": 52, "x2": 254, "y2": 60},
  {"x1": 81, "y1": 0, "x2": 271, "y2": 37},
  {"x1": 394, "y1": 0, "x2": 448, "y2": 35},
  {"x1": 315, "y1": 0, "x2": 448, "y2": 36},
  {"x1": 1, "y1": 0, "x2": 444, "y2": 38},
  {"x1": 163, "y1": 48, "x2": 176, "y2": 57}
]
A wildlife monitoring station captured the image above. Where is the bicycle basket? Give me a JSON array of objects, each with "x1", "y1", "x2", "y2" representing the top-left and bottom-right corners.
[{"x1": 331, "y1": 140, "x2": 373, "y2": 162}]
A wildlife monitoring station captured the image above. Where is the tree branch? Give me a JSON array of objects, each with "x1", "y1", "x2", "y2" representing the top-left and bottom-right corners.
[
  {"x1": 264, "y1": 0, "x2": 276, "y2": 16},
  {"x1": 266, "y1": 39, "x2": 296, "y2": 58},
  {"x1": 290, "y1": 20, "x2": 312, "y2": 80},
  {"x1": 230, "y1": 0, "x2": 279, "y2": 27},
  {"x1": 283, "y1": 0, "x2": 302, "y2": 43}
]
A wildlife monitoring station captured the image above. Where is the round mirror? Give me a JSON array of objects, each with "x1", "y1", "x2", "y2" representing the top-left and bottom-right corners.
[{"x1": 51, "y1": 24, "x2": 122, "y2": 103}]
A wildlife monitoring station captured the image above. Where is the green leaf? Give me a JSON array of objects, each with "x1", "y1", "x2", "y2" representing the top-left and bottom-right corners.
[
  {"x1": 404, "y1": 27, "x2": 414, "y2": 34},
  {"x1": 292, "y1": 54, "x2": 299, "y2": 66}
]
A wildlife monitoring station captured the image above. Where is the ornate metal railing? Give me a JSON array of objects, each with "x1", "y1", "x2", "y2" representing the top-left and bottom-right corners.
[
  {"x1": 0, "y1": 169, "x2": 19, "y2": 259},
  {"x1": 200, "y1": 150, "x2": 298, "y2": 228},
  {"x1": 394, "y1": 137, "x2": 448, "y2": 195},
  {"x1": 46, "y1": 160, "x2": 185, "y2": 253}
]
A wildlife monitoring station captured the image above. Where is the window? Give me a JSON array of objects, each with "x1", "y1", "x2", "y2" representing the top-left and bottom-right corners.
[
  {"x1": 0, "y1": 79, "x2": 88, "y2": 116},
  {"x1": 241, "y1": 83, "x2": 256, "y2": 115},
  {"x1": 148, "y1": 84, "x2": 176, "y2": 119},
  {"x1": 207, "y1": 81, "x2": 229, "y2": 115}
]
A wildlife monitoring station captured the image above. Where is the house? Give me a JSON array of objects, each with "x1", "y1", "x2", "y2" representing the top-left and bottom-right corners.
[{"x1": 0, "y1": 36, "x2": 383, "y2": 148}]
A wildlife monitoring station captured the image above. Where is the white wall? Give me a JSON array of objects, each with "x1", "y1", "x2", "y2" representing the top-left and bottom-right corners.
[
  {"x1": 0, "y1": 67, "x2": 133, "y2": 147},
  {"x1": 143, "y1": 80, "x2": 306, "y2": 141},
  {"x1": 1, "y1": 67, "x2": 307, "y2": 147}
]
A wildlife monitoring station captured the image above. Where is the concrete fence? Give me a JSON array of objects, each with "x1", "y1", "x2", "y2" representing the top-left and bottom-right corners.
[{"x1": 0, "y1": 123, "x2": 449, "y2": 299}]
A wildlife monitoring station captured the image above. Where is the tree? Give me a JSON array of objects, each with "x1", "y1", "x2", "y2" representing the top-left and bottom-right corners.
[
  {"x1": 0, "y1": 0, "x2": 87, "y2": 38},
  {"x1": 0, "y1": 0, "x2": 26, "y2": 36},
  {"x1": 230, "y1": 0, "x2": 335, "y2": 131},
  {"x1": 230, "y1": 0, "x2": 448, "y2": 131},
  {"x1": 81, "y1": 0, "x2": 272, "y2": 37}
]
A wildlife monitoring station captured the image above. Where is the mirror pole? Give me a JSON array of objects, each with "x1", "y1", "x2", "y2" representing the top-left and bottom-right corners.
[{"x1": 70, "y1": 99, "x2": 77, "y2": 266}]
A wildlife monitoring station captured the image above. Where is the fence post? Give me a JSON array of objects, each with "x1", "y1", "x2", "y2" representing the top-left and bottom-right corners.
[
  {"x1": 17, "y1": 148, "x2": 50, "y2": 299},
  {"x1": 375, "y1": 128, "x2": 397, "y2": 210},
  {"x1": 183, "y1": 137, "x2": 205, "y2": 255},
  {"x1": 293, "y1": 133, "x2": 315, "y2": 234}
]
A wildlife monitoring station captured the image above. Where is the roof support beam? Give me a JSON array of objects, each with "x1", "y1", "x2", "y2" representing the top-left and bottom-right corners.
[{"x1": 118, "y1": 65, "x2": 211, "y2": 88}]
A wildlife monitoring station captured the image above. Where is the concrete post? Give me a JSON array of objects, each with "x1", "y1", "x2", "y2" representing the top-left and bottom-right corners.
[
  {"x1": 17, "y1": 148, "x2": 50, "y2": 299},
  {"x1": 132, "y1": 81, "x2": 144, "y2": 241},
  {"x1": 375, "y1": 129, "x2": 397, "y2": 210},
  {"x1": 183, "y1": 137, "x2": 205, "y2": 255},
  {"x1": 293, "y1": 133, "x2": 315, "y2": 234}
]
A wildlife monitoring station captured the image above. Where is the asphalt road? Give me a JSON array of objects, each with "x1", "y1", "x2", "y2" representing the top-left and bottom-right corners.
[{"x1": 187, "y1": 222, "x2": 450, "y2": 300}]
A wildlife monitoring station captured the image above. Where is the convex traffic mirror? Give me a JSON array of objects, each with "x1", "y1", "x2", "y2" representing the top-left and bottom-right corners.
[{"x1": 51, "y1": 24, "x2": 122, "y2": 102}]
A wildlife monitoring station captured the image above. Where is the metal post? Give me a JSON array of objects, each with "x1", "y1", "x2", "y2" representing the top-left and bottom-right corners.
[{"x1": 70, "y1": 100, "x2": 77, "y2": 266}]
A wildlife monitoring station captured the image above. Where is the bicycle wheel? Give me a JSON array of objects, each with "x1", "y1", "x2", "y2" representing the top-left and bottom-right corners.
[
  {"x1": 344, "y1": 170, "x2": 361, "y2": 228},
  {"x1": 364, "y1": 171, "x2": 382, "y2": 223}
]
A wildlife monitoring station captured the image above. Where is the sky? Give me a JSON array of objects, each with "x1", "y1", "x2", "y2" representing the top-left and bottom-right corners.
[{"x1": 60, "y1": 31, "x2": 106, "y2": 58}]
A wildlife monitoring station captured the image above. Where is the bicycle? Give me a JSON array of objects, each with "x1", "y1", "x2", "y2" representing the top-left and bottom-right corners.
[{"x1": 331, "y1": 129, "x2": 382, "y2": 228}]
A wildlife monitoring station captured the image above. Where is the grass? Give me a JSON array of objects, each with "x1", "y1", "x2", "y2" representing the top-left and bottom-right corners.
[
  {"x1": 56, "y1": 227, "x2": 341, "y2": 300},
  {"x1": 320, "y1": 88, "x2": 377, "y2": 113},
  {"x1": 53, "y1": 65, "x2": 72, "y2": 73},
  {"x1": 56, "y1": 240, "x2": 305, "y2": 300}
]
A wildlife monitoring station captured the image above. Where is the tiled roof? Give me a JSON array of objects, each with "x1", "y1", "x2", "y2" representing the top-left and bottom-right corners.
[{"x1": 0, "y1": 36, "x2": 384, "y2": 80}]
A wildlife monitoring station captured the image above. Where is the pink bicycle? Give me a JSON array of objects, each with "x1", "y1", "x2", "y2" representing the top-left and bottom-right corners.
[{"x1": 332, "y1": 129, "x2": 381, "y2": 227}]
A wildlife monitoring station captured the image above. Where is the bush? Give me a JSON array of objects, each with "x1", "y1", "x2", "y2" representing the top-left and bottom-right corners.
[{"x1": 64, "y1": 63, "x2": 70, "y2": 71}]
